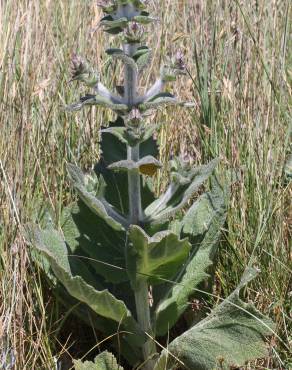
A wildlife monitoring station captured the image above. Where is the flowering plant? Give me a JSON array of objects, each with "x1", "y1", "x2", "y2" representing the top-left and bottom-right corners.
[{"x1": 27, "y1": 1, "x2": 274, "y2": 369}]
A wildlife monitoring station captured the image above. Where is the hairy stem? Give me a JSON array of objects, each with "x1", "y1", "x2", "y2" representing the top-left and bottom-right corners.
[
  {"x1": 127, "y1": 145, "x2": 142, "y2": 223},
  {"x1": 124, "y1": 43, "x2": 138, "y2": 107},
  {"x1": 127, "y1": 148, "x2": 156, "y2": 369},
  {"x1": 124, "y1": 42, "x2": 156, "y2": 369},
  {"x1": 134, "y1": 281, "x2": 156, "y2": 369}
]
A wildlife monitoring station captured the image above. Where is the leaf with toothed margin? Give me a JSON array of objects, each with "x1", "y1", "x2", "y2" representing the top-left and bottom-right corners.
[
  {"x1": 74, "y1": 351, "x2": 123, "y2": 370},
  {"x1": 61, "y1": 200, "x2": 129, "y2": 284},
  {"x1": 133, "y1": 14, "x2": 155, "y2": 24},
  {"x1": 144, "y1": 158, "x2": 219, "y2": 224},
  {"x1": 26, "y1": 224, "x2": 145, "y2": 349},
  {"x1": 106, "y1": 48, "x2": 138, "y2": 72},
  {"x1": 133, "y1": 46, "x2": 150, "y2": 59},
  {"x1": 100, "y1": 16, "x2": 128, "y2": 29},
  {"x1": 127, "y1": 226, "x2": 191, "y2": 290},
  {"x1": 139, "y1": 93, "x2": 178, "y2": 111},
  {"x1": 146, "y1": 92, "x2": 176, "y2": 102},
  {"x1": 136, "y1": 51, "x2": 152, "y2": 70},
  {"x1": 67, "y1": 163, "x2": 127, "y2": 231},
  {"x1": 102, "y1": 123, "x2": 161, "y2": 148},
  {"x1": 154, "y1": 267, "x2": 275, "y2": 370},
  {"x1": 133, "y1": 46, "x2": 152, "y2": 70},
  {"x1": 154, "y1": 176, "x2": 229, "y2": 336},
  {"x1": 108, "y1": 156, "x2": 162, "y2": 176}
]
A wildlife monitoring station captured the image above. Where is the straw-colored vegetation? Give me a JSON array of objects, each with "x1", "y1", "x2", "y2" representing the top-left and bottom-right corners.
[{"x1": 0, "y1": 0, "x2": 291, "y2": 369}]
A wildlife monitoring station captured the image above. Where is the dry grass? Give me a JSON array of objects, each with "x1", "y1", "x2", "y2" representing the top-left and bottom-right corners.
[{"x1": 0, "y1": 0, "x2": 291, "y2": 369}]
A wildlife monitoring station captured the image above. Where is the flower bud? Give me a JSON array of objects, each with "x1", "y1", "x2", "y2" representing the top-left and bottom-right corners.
[{"x1": 70, "y1": 54, "x2": 90, "y2": 80}]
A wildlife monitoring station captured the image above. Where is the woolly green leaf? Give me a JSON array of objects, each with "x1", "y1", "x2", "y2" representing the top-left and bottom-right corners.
[
  {"x1": 66, "y1": 94, "x2": 128, "y2": 113},
  {"x1": 133, "y1": 15, "x2": 154, "y2": 24},
  {"x1": 136, "y1": 53, "x2": 152, "y2": 70},
  {"x1": 26, "y1": 224, "x2": 144, "y2": 348},
  {"x1": 100, "y1": 16, "x2": 128, "y2": 29},
  {"x1": 154, "y1": 268, "x2": 275, "y2": 370},
  {"x1": 139, "y1": 94, "x2": 178, "y2": 111},
  {"x1": 67, "y1": 163, "x2": 127, "y2": 231},
  {"x1": 105, "y1": 26, "x2": 124, "y2": 34},
  {"x1": 101, "y1": 126, "x2": 129, "y2": 145},
  {"x1": 144, "y1": 158, "x2": 219, "y2": 224},
  {"x1": 61, "y1": 201, "x2": 128, "y2": 284},
  {"x1": 146, "y1": 92, "x2": 175, "y2": 102},
  {"x1": 154, "y1": 177, "x2": 228, "y2": 336},
  {"x1": 182, "y1": 175, "x2": 228, "y2": 239},
  {"x1": 74, "y1": 351, "x2": 123, "y2": 370},
  {"x1": 105, "y1": 48, "x2": 124, "y2": 55},
  {"x1": 106, "y1": 48, "x2": 138, "y2": 72},
  {"x1": 108, "y1": 155, "x2": 162, "y2": 176},
  {"x1": 101, "y1": 123, "x2": 160, "y2": 147},
  {"x1": 127, "y1": 226, "x2": 191, "y2": 289},
  {"x1": 133, "y1": 46, "x2": 150, "y2": 59}
]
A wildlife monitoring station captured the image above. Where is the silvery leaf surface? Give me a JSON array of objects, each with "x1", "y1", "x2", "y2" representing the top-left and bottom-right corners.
[
  {"x1": 154, "y1": 268, "x2": 275, "y2": 370},
  {"x1": 108, "y1": 156, "x2": 162, "y2": 176},
  {"x1": 74, "y1": 351, "x2": 123, "y2": 370},
  {"x1": 154, "y1": 176, "x2": 229, "y2": 336},
  {"x1": 144, "y1": 158, "x2": 219, "y2": 224},
  {"x1": 67, "y1": 163, "x2": 127, "y2": 231},
  {"x1": 66, "y1": 94, "x2": 128, "y2": 113},
  {"x1": 26, "y1": 224, "x2": 145, "y2": 349},
  {"x1": 139, "y1": 93, "x2": 178, "y2": 111}
]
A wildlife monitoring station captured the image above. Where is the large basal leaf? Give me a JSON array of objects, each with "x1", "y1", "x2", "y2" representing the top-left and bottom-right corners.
[
  {"x1": 26, "y1": 224, "x2": 145, "y2": 348},
  {"x1": 67, "y1": 163, "x2": 127, "y2": 231},
  {"x1": 61, "y1": 201, "x2": 128, "y2": 284},
  {"x1": 144, "y1": 158, "x2": 219, "y2": 224},
  {"x1": 154, "y1": 177, "x2": 228, "y2": 336},
  {"x1": 154, "y1": 268, "x2": 275, "y2": 370},
  {"x1": 74, "y1": 351, "x2": 123, "y2": 370},
  {"x1": 127, "y1": 226, "x2": 191, "y2": 289}
]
